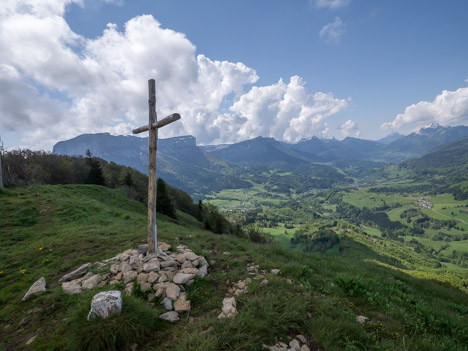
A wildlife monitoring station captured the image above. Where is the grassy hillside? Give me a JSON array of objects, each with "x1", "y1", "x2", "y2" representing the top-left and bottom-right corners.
[{"x1": 1, "y1": 185, "x2": 467, "y2": 350}]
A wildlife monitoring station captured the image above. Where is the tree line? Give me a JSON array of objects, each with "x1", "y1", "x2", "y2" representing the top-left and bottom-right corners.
[{"x1": 1, "y1": 149, "x2": 269, "y2": 243}]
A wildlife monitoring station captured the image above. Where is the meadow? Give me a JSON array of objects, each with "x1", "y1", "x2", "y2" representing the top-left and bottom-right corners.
[{"x1": 1, "y1": 185, "x2": 467, "y2": 350}]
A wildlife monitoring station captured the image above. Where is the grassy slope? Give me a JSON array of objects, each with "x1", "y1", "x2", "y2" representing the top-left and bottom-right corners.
[{"x1": 1, "y1": 185, "x2": 468, "y2": 351}]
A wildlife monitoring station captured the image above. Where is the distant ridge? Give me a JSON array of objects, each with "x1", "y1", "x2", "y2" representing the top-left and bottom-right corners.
[
  {"x1": 53, "y1": 133, "x2": 250, "y2": 197},
  {"x1": 377, "y1": 132, "x2": 404, "y2": 145},
  {"x1": 380, "y1": 125, "x2": 468, "y2": 162},
  {"x1": 52, "y1": 125, "x2": 468, "y2": 195},
  {"x1": 209, "y1": 136, "x2": 323, "y2": 168}
]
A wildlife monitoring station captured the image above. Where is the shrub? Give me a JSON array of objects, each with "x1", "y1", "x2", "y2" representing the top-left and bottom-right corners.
[{"x1": 245, "y1": 224, "x2": 272, "y2": 244}]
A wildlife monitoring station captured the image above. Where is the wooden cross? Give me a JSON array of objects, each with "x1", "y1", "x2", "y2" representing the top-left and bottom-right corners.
[{"x1": 133, "y1": 79, "x2": 181, "y2": 253}]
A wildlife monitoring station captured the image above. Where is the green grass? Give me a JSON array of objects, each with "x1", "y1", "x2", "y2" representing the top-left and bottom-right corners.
[
  {"x1": 1, "y1": 185, "x2": 468, "y2": 350},
  {"x1": 67, "y1": 293, "x2": 163, "y2": 351}
]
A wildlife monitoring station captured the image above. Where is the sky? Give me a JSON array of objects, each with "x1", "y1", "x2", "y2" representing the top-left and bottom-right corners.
[{"x1": 1, "y1": 0, "x2": 468, "y2": 150}]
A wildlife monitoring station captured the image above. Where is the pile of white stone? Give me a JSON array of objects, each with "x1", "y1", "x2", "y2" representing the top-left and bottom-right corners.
[
  {"x1": 218, "y1": 262, "x2": 280, "y2": 319},
  {"x1": 264, "y1": 335, "x2": 311, "y2": 351},
  {"x1": 58, "y1": 242, "x2": 209, "y2": 322}
]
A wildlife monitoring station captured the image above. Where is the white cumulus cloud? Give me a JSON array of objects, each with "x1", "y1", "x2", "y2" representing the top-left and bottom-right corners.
[
  {"x1": 229, "y1": 76, "x2": 349, "y2": 143},
  {"x1": 319, "y1": 17, "x2": 346, "y2": 43},
  {"x1": 339, "y1": 119, "x2": 360, "y2": 138},
  {"x1": 0, "y1": 0, "x2": 349, "y2": 149},
  {"x1": 381, "y1": 87, "x2": 468, "y2": 132},
  {"x1": 315, "y1": 0, "x2": 351, "y2": 10}
]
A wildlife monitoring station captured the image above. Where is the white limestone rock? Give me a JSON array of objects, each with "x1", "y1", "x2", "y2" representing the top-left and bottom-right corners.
[
  {"x1": 197, "y1": 265, "x2": 208, "y2": 278},
  {"x1": 289, "y1": 339, "x2": 301, "y2": 351},
  {"x1": 109, "y1": 263, "x2": 119, "y2": 275},
  {"x1": 125, "y1": 283, "x2": 134, "y2": 296},
  {"x1": 172, "y1": 273, "x2": 196, "y2": 284},
  {"x1": 174, "y1": 298, "x2": 191, "y2": 312},
  {"x1": 123, "y1": 270, "x2": 137, "y2": 284},
  {"x1": 129, "y1": 255, "x2": 140, "y2": 266},
  {"x1": 158, "y1": 273, "x2": 168, "y2": 283},
  {"x1": 160, "y1": 261, "x2": 179, "y2": 269},
  {"x1": 140, "y1": 282, "x2": 152, "y2": 292},
  {"x1": 158, "y1": 242, "x2": 171, "y2": 251},
  {"x1": 137, "y1": 273, "x2": 149, "y2": 284},
  {"x1": 82, "y1": 274, "x2": 102, "y2": 290},
  {"x1": 59, "y1": 263, "x2": 92, "y2": 283},
  {"x1": 165, "y1": 282, "x2": 180, "y2": 300},
  {"x1": 22, "y1": 277, "x2": 46, "y2": 301},
  {"x1": 218, "y1": 297, "x2": 237, "y2": 319},
  {"x1": 175, "y1": 254, "x2": 186, "y2": 263},
  {"x1": 181, "y1": 260, "x2": 193, "y2": 269},
  {"x1": 62, "y1": 279, "x2": 82, "y2": 294},
  {"x1": 180, "y1": 268, "x2": 198, "y2": 275},
  {"x1": 356, "y1": 315, "x2": 369, "y2": 324},
  {"x1": 183, "y1": 251, "x2": 198, "y2": 261},
  {"x1": 161, "y1": 297, "x2": 173, "y2": 310},
  {"x1": 147, "y1": 271, "x2": 159, "y2": 284},
  {"x1": 143, "y1": 259, "x2": 160, "y2": 273},
  {"x1": 159, "y1": 311, "x2": 179, "y2": 323},
  {"x1": 296, "y1": 335, "x2": 307, "y2": 344},
  {"x1": 87, "y1": 290, "x2": 122, "y2": 320},
  {"x1": 120, "y1": 262, "x2": 133, "y2": 273},
  {"x1": 198, "y1": 256, "x2": 209, "y2": 267}
]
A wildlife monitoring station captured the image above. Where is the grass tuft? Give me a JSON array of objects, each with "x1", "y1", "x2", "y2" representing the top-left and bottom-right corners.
[{"x1": 67, "y1": 294, "x2": 159, "y2": 351}]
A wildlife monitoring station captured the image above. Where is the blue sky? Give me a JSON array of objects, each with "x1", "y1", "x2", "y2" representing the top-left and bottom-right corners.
[{"x1": 1, "y1": 0, "x2": 468, "y2": 150}]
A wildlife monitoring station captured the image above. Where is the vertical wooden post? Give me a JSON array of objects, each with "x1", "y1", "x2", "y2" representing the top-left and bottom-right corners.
[{"x1": 147, "y1": 80, "x2": 158, "y2": 253}]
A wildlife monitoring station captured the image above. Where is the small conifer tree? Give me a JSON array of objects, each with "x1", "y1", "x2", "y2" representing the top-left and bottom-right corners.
[
  {"x1": 156, "y1": 178, "x2": 176, "y2": 219},
  {"x1": 85, "y1": 150, "x2": 105, "y2": 186}
]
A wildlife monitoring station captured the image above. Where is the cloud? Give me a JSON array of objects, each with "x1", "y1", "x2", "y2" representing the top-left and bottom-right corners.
[
  {"x1": 381, "y1": 87, "x2": 468, "y2": 132},
  {"x1": 339, "y1": 119, "x2": 360, "y2": 138},
  {"x1": 319, "y1": 17, "x2": 346, "y2": 43},
  {"x1": 0, "y1": 0, "x2": 349, "y2": 149},
  {"x1": 228, "y1": 76, "x2": 349, "y2": 143},
  {"x1": 314, "y1": 0, "x2": 351, "y2": 10}
]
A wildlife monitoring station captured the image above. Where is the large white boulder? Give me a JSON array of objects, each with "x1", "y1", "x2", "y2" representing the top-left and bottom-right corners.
[{"x1": 88, "y1": 290, "x2": 122, "y2": 320}]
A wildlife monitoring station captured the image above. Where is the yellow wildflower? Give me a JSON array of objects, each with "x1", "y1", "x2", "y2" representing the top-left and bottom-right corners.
[
  {"x1": 20, "y1": 269, "x2": 26, "y2": 275},
  {"x1": 39, "y1": 247, "x2": 43, "y2": 251}
]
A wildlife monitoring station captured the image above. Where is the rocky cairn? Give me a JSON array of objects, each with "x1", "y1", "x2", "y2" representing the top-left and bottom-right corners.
[{"x1": 59, "y1": 242, "x2": 208, "y2": 322}]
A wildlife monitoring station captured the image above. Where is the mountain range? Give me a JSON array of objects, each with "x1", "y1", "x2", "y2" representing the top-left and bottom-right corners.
[{"x1": 53, "y1": 124, "x2": 468, "y2": 196}]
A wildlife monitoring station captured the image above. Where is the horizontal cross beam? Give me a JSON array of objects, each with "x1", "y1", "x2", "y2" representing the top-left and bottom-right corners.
[{"x1": 132, "y1": 113, "x2": 181, "y2": 134}]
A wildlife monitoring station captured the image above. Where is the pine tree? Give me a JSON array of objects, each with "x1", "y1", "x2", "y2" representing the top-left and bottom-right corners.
[
  {"x1": 123, "y1": 171, "x2": 133, "y2": 187},
  {"x1": 85, "y1": 150, "x2": 105, "y2": 186},
  {"x1": 196, "y1": 200, "x2": 204, "y2": 222},
  {"x1": 156, "y1": 178, "x2": 176, "y2": 219}
]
